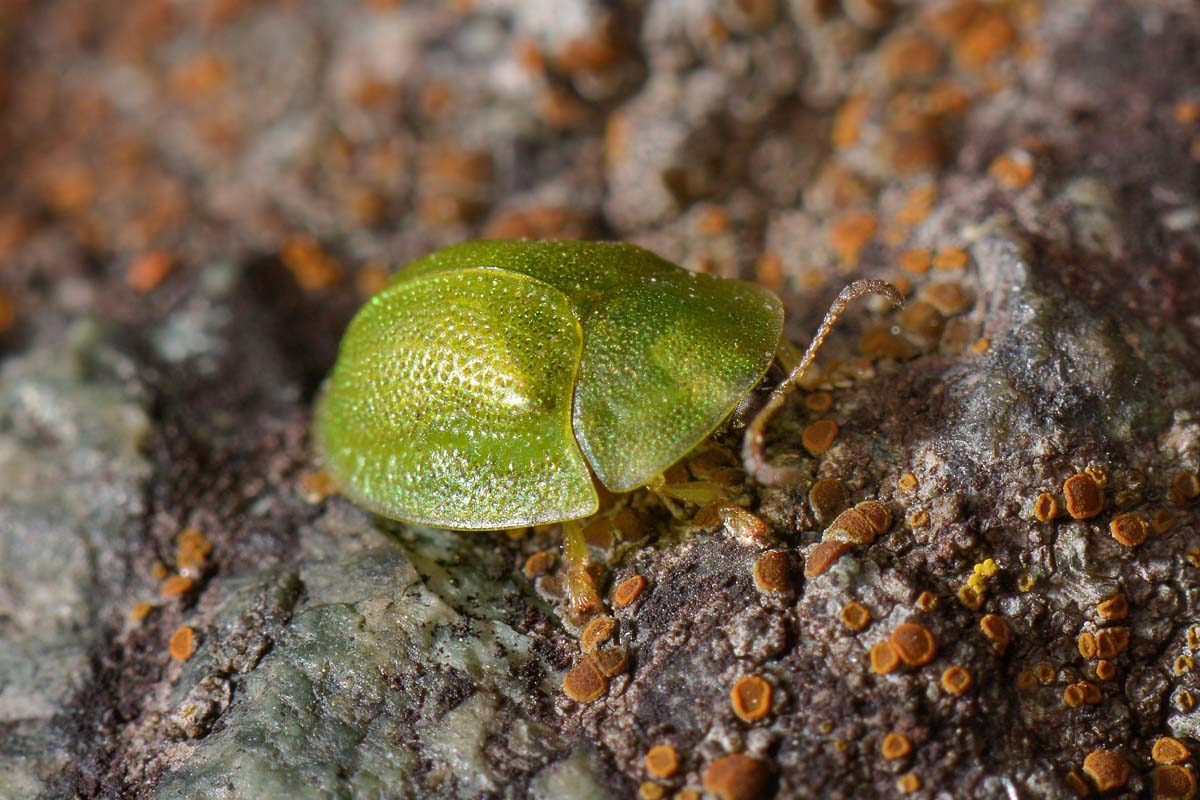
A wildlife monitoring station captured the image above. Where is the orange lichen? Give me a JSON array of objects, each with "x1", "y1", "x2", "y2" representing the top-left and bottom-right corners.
[
  {"x1": 1152, "y1": 508, "x2": 1177, "y2": 534},
  {"x1": 802, "y1": 419, "x2": 839, "y2": 455},
  {"x1": 832, "y1": 95, "x2": 870, "y2": 149},
  {"x1": 1078, "y1": 631, "x2": 1097, "y2": 659},
  {"x1": 754, "y1": 251, "x2": 785, "y2": 293},
  {"x1": 1153, "y1": 765, "x2": 1197, "y2": 800},
  {"x1": 563, "y1": 657, "x2": 608, "y2": 702},
  {"x1": 809, "y1": 478, "x2": 848, "y2": 523},
  {"x1": 1174, "y1": 655, "x2": 1194, "y2": 676},
  {"x1": 170, "y1": 54, "x2": 230, "y2": 98},
  {"x1": 703, "y1": 753, "x2": 770, "y2": 800},
  {"x1": 675, "y1": 790, "x2": 701, "y2": 800},
  {"x1": 1180, "y1": 690, "x2": 1197, "y2": 712},
  {"x1": 980, "y1": 614, "x2": 1010, "y2": 652},
  {"x1": 988, "y1": 151, "x2": 1035, "y2": 190},
  {"x1": 1109, "y1": 513, "x2": 1148, "y2": 547},
  {"x1": 129, "y1": 601, "x2": 154, "y2": 623},
  {"x1": 883, "y1": 33, "x2": 941, "y2": 83},
  {"x1": 953, "y1": 8, "x2": 1015, "y2": 70},
  {"x1": 855, "y1": 501, "x2": 893, "y2": 536},
  {"x1": 730, "y1": 676, "x2": 773, "y2": 722},
  {"x1": 1095, "y1": 660, "x2": 1116, "y2": 681},
  {"x1": 126, "y1": 251, "x2": 174, "y2": 292},
  {"x1": 829, "y1": 211, "x2": 878, "y2": 267},
  {"x1": 1176, "y1": 101, "x2": 1200, "y2": 124},
  {"x1": 753, "y1": 551, "x2": 793, "y2": 594},
  {"x1": 1083, "y1": 750, "x2": 1130, "y2": 793},
  {"x1": 1016, "y1": 671, "x2": 1038, "y2": 691},
  {"x1": 891, "y1": 623, "x2": 937, "y2": 666},
  {"x1": 909, "y1": 510, "x2": 931, "y2": 529},
  {"x1": 593, "y1": 646, "x2": 629, "y2": 677},
  {"x1": 1080, "y1": 681, "x2": 1102, "y2": 704},
  {"x1": 523, "y1": 550, "x2": 556, "y2": 579},
  {"x1": 897, "y1": 773, "x2": 921, "y2": 794},
  {"x1": 898, "y1": 248, "x2": 932, "y2": 274},
  {"x1": 896, "y1": 185, "x2": 939, "y2": 226},
  {"x1": 581, "y1": 616, "x2": 615, "y2": 652},
  {"x1": 1035, "y1": 663, "x2": 1057, "y2": 684},
  {"x1": 1189, "y1": 549, "x2": 1200, "y2": 569},
  {"x1": 160, "y1": 574, "x2": 195, "y2": 597},
  {"x1": 1065, "y1": 770, "x2": 1091, "y2": 798},
  {"x1": 1097, "y1": 594, "x2": 1128, "y2": 621},
  {"x1": 613, "y1": 575, "x2": 647, "y2": 607},
  {"x1": 1063, "y1": 473, "x2": 1104, "y2": 519},
  {"x1": 805, "y1": 541, "x2": 852, "y2": 577},
  {"x1": 897, "y1": 300, "x2": 945, "y2": 340},
  {"x1": 639, "y1": 782, "x2": 665, "y2": 800},
  {"x1": 805, "y1": 391, "x2": 834, "y2": 413},
  {"x1": 1153, "y1": 737, "x2": 1191, "y2": 765},
  {"x1": 871, "y1": 641, "x2": 901, "y2": 674},
  {"x1": 1032, "y1": 491, "x2": 1060, "y2": 522},
  {"x1": 825, "y1": 508, "x2": 877, "y2": 545},
  {"x1": 281, "y1": 236, "x2": 343, "y2": 290},
  {"x1": 1095, "y1": 627, "x2": 1130, "y2": 659},
  {"x1": 916, "y1": 591, "x2": 939, "y2": 612},
  {"x1": 169, "y1": 625, "x2": 196, "y2": 660},
  {"x1": 921, "y1": 282, "x2": 970, "y2": 316},
  {"x1": 970, "y1": 337, "x2": 991, "y2": 354},
  {"x1": 941, "y1": 664, "x2": 972, "y2": 695},
  {"x1": 860, "y1": 326, "x2": 918, "y2": 360},
  {"x1": 176, "y1": 528, "x2": 212, "y2": 571},
  {"x1": 841, "y1": 601, "x2": 871, "y2": 632},
  {"x1": 645, "y1": 743, "x2": 680, "y2": 778},
  {"x1": 299, "y1": 469, "x2": 337, "y2": 503},
  {"x1": 1168, "y1": 472, "x2": 1200, "y2": 506},
  {"x1": 898, "y1": 472, "x2": 920, "y2": 492},
  {"x1": 881, "y1": 732, "x2": 912, "y2": 760},
  {"x1": 932, "y1": 247, "x2": 970, "y2": 270},
  {"x1": 0, "y1": 290, "x2": 15, "y2": 333}
]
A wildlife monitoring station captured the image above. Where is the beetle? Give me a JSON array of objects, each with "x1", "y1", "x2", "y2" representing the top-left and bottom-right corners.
[{"x1": 314, "y1": 239, "x2": 900, "y2": 530}]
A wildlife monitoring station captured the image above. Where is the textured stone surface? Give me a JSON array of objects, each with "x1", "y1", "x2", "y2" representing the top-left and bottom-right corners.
[{"x1": 1, "y1": 1, "x2": 1199, "y2": 799}]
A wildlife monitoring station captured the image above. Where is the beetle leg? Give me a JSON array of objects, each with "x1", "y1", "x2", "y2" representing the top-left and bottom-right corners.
[{"x1": 742, "y1": 279, "x2": 903, "y2": 486}]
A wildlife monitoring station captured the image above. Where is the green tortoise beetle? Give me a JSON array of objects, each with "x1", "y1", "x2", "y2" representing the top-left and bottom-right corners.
[{"x1": 314, "y1": 239, "x2": 901, "y2": 531}]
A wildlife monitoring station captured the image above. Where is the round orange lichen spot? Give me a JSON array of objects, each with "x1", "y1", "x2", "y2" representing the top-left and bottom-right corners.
[
  {"x1": 169, "y1": 625, "x2": 196, "y2": 661},
  {"x1": 1152, "y1": 508, "x2": 1177, "y2": 534},
  {"x1": 988, "y1": 151, "x2": 1035, "y2": 190},
  {"x1": 860, "y1": 327, "x2": 918, "y2": 361},
  {"x1": 916, "y1": 591, "x2": 939, "y2": 612},
  {"x1": 1174, "y1": 655, "x2": 1194, "y2": 676},
  {"x1": 593, "y1": 646, "x2": 629, "y2": 677},
  {"x1": 523, "y1": 550, "x2": 556, "y2": 579},
  {"x1": 1168, "y1": 471, "x2": 1200, "y2": 506},
  {"x1": 563, "y1": 657, "x2": 608, "y2": 703},
  {"x1": 1095, "y1": 660, "x2": 1117, "y2": 682},
  {"x1": 160, "y1": 574, "x2": 195, "y2": 597},
  {"x1": 1065, "y1": 770, "x2": 1091, "y2": 797},
  {"x1": 829, "y1": 211, "x2": 879, "y2": 268},
  {"x1": 856, "y1": 501, "x2": 893, "y2": 536},
  {"x1": 1083, "y1": 749, "x2": 1130, "y2": 793},
  {"x1": 1078, "y1": 631, "x2": 1097, "y2": 659},
  {"x1": 871, "y1": 640, "x2": 901, "y2": 674},
  {"x1": 129, "y1": 601, "x2": 154, "y2": 623},
  {"x1": 639, "y1": 782, "x2": 666, "y2": 800},
  {"x1": 898, "y1": 472, "x2": 919, "y2": 493},
  {"x1": 899, "y1": 248, "x2": 932, "y2": 275},
  {"x1": 891, "y1": 623, "x2": 937, "y2": 666},
  {"x1": 932, "y1": 247, "x2": 969, "y2": 270},
  {"x1": 909, "y1": 509, "x2": 931, "y2": 529},
  {"x1": 126, "y1": 251, "x2": 175, "y2": 293},
  {"x1": 840, "y1": 601, "x2": 871, "y2": 632},
  {"x1": 645, "y1": 744, "x2": 680, "y2": 778},
  {"x1": 980, "y1": 614, "x2": 1010, "y2": 651},
  {"x1": 1062, "y1": 684, "x2": 1085, "y2": 707},
  {"x1": 1016, "y1": 671, "x2": 1038, "y2": 692},
  {"x1": 921, "y1": 282, "x2": 971, "y2": 316},
  {"x1": 613, "y1": 575, "x2": 647, "y2": 607},
  {"x1": 809, "y1": 477, "x2": 848, "y2": 523},
  {"x1": 802, "y1": 419, "x2": 839, "y2": 455},
  {"x1": 897, "y1": 773, "x2": 921, "y2": 794},
  {"x1": 969, "y1": 337, "x2": 991, "y2": 354},
  {"x1": 1080, "y1": 681, "x2": 1102, "y2": 705},
  {"x1": 176, "y1": 527, "x2": 213, "y2": 571},
  {"x1": 581, "y1": 616, "x2": 615, "y2": 652},
  {"x1": 730, "y1": 676, "x2": 773, "y2": 723},
  {"x1": 1063, "y1": 473, "x2": 1104, "y2": 519},
  {"x1": 1180, "y1": 690, "x2": 1197, "y2": 712},
  {"x1": 1153, "y1": 737, "x2": 1191, "y2": 765},
  {"x1": 281, "y1": 236, "x2": 343, "y2": 291},
  {"x1": 805, "y1": 541, "x2": 852, "y2": 578},
  {"x1": 1033, "y1": 492, "x2": 1058, "y2": 522},
  {"x1": 896, "y1": 301, "x2": 945, "y2": 340},
  {"x1": 702, "y1": 753, "x2": 771, "y2": 800},
  {"x1": 753, "y1": 551, "x2": 792, "y2": 594},
  {"x1": 825, "y1": 507, "x2": 877, "y2": 545},
  {"x1": 941, "y1": 665, "x2": 972, "y2": 695},
  {"x1": 1109, "y1": 513, "x2": 1148, "y2": 547},
  {"x1": 1095, "y1": 627, "x2": 1130, "y2": 659},
  {"x1": 675, "y1": 790, "x2": 701, "y2": 800},
  {"x1": 1097, "y1": 594, "x2": 1129, "y2": 621},
  {"x1": 1153, "y1": 765, "x2": 1197, "y2": 800},
  {"x1": 881, "y1": 732, "x2": 912, "y2": 760},
  {"x1": 1035, "y1": 663, "x2": 1057, "y2": 684},
  {"x1": 805, "y1": 391, "x2": 834, "y2": 413}
]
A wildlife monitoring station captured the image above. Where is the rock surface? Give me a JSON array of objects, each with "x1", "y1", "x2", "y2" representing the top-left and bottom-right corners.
[{"x1": 1, "y1": 1, "x2": 1199, "y2": 799}]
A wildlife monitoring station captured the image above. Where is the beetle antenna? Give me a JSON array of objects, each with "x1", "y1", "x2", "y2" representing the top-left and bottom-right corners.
[{"x1": 742, "y1": 279, "x2": 904, "y2": 486}]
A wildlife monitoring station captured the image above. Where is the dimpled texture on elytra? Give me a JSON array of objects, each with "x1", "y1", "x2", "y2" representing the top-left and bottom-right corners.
[{"x1": 316, "y1": 240, "x2": 784, "y2": 529}]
